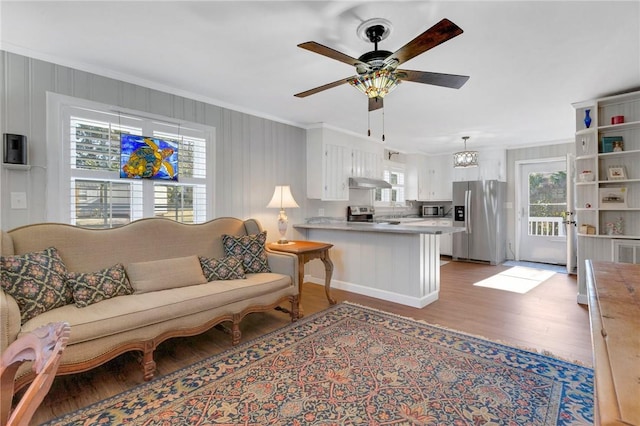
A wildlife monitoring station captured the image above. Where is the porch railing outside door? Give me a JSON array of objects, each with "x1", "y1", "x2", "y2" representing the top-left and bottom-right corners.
[{"x1": 528, "y1": 216, "x2": 565, "y2": 237}]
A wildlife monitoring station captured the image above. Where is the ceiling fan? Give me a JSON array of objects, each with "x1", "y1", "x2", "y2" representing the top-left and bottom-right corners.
[{"x1": 294, "y1": 18, "x2": 469, "y2": 113}]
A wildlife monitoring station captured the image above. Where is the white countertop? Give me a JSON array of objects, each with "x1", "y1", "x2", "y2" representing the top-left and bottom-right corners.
[{"x1": 294, "y1": 221, "x2": 464, "y2": 235}]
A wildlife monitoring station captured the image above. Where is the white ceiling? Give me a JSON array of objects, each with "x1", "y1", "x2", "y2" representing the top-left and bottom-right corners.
[{"x1": 1, "y1": 1, "x2": 639, "y2": 155}]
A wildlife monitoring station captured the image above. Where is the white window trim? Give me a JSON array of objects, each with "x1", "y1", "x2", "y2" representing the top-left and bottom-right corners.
[{"x1": 46, "y1": 92, "x2": 216, "y2": 223}]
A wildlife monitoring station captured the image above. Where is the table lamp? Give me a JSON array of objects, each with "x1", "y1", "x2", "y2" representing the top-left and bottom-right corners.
[{"x1": 266, "y1": 185, "x2": 299, "y2": 244}]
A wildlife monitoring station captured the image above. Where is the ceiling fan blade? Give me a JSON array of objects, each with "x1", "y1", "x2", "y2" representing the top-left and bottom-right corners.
[
  {"x1": 369, "y1": 97, "x2": 383, "y2": 112},
  {"x1": 294, "y1": 76, "x2": 355, "y2": 98},
  {"x1": 397, "y1": 69, "x2": 469, "y2": 89},
  {"x1": 385, "y1": 18, "x2": 463, "y2": 66},
  {"x1": 298, "y1": 41, "x2": 368, "y2": 68}
]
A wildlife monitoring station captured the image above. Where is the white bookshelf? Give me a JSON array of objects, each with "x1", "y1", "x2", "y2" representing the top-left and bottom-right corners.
[{"x1": 573, "y1": 91, "x2": 640, "y2": 302}]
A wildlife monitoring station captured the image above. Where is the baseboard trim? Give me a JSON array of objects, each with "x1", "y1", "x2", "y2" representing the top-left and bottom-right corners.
[{"x1": 305, "y1": 276, "x2": 438, "y2": 308}]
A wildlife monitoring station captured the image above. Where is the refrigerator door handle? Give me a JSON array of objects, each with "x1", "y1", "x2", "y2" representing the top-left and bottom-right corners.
[{"x1": 466, "y1": 189, "x2": 472, "y2": 234}]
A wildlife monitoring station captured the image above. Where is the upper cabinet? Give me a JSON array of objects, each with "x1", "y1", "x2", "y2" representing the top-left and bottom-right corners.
[
  {"x1": 406, "y1": 154, "x2": 453, "y2": 201},
  {"x1": 429, "y1": 154, "x2": 453, "y2": 200},
  {"x1": 352, "y1": 148, "x2": 381, "y2": 179},
  {"x1": 574, "y1": 90, "x2": 640, "y2": 239},
  {"x1": 307, "y1": 126, "x2": 383, "y2": 200}
]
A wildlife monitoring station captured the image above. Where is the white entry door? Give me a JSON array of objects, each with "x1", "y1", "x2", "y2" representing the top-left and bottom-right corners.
[{"x1": 517, "y1": 159, "x2": 567, "y2": 264}]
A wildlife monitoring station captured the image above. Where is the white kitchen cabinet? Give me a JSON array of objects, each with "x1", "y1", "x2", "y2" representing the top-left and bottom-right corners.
[
  {"x1": 406, "y1": 154, "x2": 452, "y2": 201},
  {"x1": 437, "y1": 219, "x2": 453, "y2": 256},
  {"x1": 404, "y1": 154, "x2": 423, "y2": 201},
  {"x1": 323, "y1": 143, "x2": 351, "y2": 200},
  {"x1": 415, "y1": 218, "x2": 452, "y2": 255},
  {"x1": 427, "y1": 155, "x2": 453, "y2": 200},
  {"x1": 352, "y1": 148, "x2": 381, "y2": 179},
  {"x1": 307, "y1": 126, "x2": 383, "y2": 200}
]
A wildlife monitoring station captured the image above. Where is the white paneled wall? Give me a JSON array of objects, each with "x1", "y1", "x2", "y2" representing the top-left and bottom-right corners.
[{"x1": 0, "y1": 51, "x2": 306, "y2": 241}]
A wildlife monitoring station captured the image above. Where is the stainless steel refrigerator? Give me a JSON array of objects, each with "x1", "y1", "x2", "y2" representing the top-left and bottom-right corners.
[{"x1": 452, "y1": 180, "x2": 506, "y2": 265}]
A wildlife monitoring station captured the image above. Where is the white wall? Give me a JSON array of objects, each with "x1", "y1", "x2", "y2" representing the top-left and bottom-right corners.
[
  {"x1": 0, "y1": 51, "x2": 307, "y2": 242},
  {"x1": 0, "y1": 51, "x2": 579, "y2": 257}
]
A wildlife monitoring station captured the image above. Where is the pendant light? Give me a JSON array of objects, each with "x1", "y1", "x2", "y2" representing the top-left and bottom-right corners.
[{"x1": 453, "y1": 136, "x2": 479, "y2": 168}]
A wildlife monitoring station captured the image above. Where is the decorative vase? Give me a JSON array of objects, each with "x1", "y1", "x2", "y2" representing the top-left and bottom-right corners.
[
  {"x1": 614, "y1": 217, "x2": 624, "y2": 235},
  {"x1": 583, "y1": 109, "x2": 592, "y2": 128}
]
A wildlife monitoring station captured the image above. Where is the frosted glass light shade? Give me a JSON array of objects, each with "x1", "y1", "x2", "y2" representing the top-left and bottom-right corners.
[
  {"x1": 453, "y1": 136, "x2": 479, "y2": 168},
  {"x1": 453, "y1": 150, "x2": 479, "y2": 168}
]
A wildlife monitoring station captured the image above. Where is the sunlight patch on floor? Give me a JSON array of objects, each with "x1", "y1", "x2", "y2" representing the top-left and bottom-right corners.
[{"x1": 473, "y1": 266, "x2": 556, "y2": 294}]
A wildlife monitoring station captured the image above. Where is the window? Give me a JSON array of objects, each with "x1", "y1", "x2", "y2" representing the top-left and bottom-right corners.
[
  {"x1": 527, "y1": 171, "x2": 567, "y2": 237},
  {"x1": 375, "y1": 162, "x2": 406, "y2": 206},
  {"x1": 53, "y1": 98, "x2": 213, "y2": 228}
]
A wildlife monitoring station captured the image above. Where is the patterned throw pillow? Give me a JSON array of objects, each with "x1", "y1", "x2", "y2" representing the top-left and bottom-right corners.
[
  {"x1": 0, "y1": 247, "x2": 72, "y2": 324},
  {"x1": 199, "y1": 256, "x2": 246, "y2": 281},
  {"x1": 67, "y1": 263, "x2": 133, "y2": 308},
  {"x1": 222, "y1": 231, "x2": 271, "y2": 273}
]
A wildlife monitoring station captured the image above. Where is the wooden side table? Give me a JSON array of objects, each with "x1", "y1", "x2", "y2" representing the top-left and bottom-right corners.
[{"x1": 267, "y1": 240, "x2": 335, "y2": 315}]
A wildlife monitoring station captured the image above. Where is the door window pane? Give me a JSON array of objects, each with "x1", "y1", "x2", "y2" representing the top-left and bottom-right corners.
[{"x1": 528, "y1": 171, "x2": 567, "y2": 236}]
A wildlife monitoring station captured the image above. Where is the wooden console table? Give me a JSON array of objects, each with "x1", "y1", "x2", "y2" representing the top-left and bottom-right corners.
[
  {"x1": 585, "y1": 260, "x2": 640, "y2": 426},
  {"x1": 268, "y1": 241, "x2": 335, "y2": 315}
]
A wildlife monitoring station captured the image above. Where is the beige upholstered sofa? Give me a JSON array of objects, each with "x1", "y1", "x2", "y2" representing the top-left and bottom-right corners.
[{"x1": 0, "y1": 217, "x2": 299, "y2": 390}]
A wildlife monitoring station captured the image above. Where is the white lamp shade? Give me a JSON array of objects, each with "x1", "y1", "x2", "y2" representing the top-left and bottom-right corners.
[{"x1": 266, "y1": 185, "x2": 299, "y2": 209}]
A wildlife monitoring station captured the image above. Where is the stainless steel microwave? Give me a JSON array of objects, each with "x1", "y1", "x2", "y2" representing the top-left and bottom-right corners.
[{"x1": 422, "y1": 205, "x2": 444, "y2": 217}]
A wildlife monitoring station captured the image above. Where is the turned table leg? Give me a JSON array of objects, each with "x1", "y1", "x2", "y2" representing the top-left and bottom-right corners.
[
  {"x1": 268, "y1": 241, "x2": 335, "y2": 316},
  {"x1": 298, "y1": 256, "x2": 306, "y2": 317},
  {"x1": 320, "y1": 251, "x2": 336, "y2": 305}
]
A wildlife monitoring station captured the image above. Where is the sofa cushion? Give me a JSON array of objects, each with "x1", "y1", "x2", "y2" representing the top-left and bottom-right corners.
[
  {"x1": 222, "y1": 231, "x2": 271, "y2": 273},
  {"x1": 67, "y1": 263, "x2": 133, "y2": 308},
  {"x1": 199, "y1": 255, "x2": 245, "y2": 281},
  {"x1": 0, "y1": 247, "x2": 72, "y2": 324},
  {"x1": 126, "y1": 255, "x2": 207, "y2": 294},
  {"x1": 21, "y1": 273, "x2": 293, "y2": 344}
]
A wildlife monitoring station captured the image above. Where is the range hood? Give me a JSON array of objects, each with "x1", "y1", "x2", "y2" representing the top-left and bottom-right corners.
[{"x1": 348, "y1": 177, "x2": 392, "y2": 189}]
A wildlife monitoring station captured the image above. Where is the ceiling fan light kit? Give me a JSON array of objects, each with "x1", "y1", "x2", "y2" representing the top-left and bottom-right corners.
[
  {"x1": 348, "y1": 69, "x2": 400, "y2": 99},
  {"x1": 453, "y1": 136, "x2": 479, "y2": 168}
]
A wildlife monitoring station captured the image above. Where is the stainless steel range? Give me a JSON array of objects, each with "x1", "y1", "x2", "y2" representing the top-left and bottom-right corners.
[{"x1": 347, "y1": 205, "x2": 374, "y2": 223}]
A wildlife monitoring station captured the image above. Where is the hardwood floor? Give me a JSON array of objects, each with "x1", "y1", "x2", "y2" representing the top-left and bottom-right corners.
[{"x1": 29, "y1": 260, "x2": 592, "y2": 424}]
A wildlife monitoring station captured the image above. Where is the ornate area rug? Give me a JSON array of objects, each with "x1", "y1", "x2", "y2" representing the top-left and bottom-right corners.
[{"x1": 46, "y1": 303, "x2": 593, "y2": 425}]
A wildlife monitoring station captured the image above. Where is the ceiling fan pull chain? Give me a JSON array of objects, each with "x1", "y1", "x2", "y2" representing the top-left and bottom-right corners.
[
  {"x1": 368, "y1": 109, "x2": 371, "y2": 137},
  {"x1": 382, "y1": 106, "x2": 385, "y2": 142}
]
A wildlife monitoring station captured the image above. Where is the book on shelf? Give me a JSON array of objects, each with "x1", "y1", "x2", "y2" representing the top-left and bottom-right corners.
[{"x1": 601, "y1": 136, "x2": 623, "y2": 153}]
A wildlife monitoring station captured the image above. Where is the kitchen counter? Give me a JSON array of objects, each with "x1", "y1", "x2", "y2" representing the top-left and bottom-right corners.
[
  {"x1": 293, "y1": 221, "x2": 464, "y2": 308},
  {"x1": 295, "y1": 221, "x2": 464, "y2": 235}
]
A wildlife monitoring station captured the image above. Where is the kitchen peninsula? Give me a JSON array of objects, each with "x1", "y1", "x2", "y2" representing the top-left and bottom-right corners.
[{"x1": 294, "y1": 221, "x2": 464, "y2": 308}]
